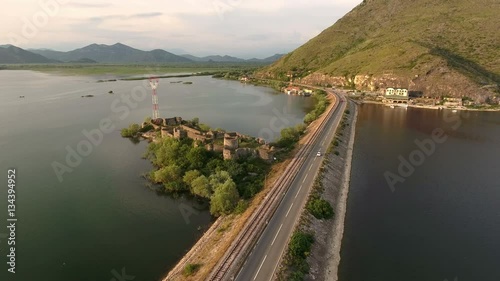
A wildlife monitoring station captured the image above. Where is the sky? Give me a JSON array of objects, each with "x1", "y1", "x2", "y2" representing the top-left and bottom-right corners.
[{"x1": 1, "y1": 0, "x2": 361, "y2": 58}]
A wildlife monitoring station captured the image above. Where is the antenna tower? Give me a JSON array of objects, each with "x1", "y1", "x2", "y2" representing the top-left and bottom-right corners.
[{"x1": 150, "y1": 77, "x2": 160, "y2": 120}]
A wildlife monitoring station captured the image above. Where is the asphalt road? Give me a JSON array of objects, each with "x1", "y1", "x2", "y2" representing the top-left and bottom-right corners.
[{"x1": 234, "y1": 90, "x2": 347, "y2": 281}]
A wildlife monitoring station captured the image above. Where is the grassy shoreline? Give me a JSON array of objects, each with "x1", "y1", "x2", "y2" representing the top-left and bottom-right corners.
[{"x1": 0, "y1": 62, "x2": 265, "y2": 76}]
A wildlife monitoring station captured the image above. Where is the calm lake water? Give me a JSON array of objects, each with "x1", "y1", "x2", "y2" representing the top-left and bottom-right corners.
[
  {"x1": 0, "y1": 70, "x2": 313, "y2": 281},
  {"x1": 339, "y1": 104, "x2": 500, "y2": 281}
]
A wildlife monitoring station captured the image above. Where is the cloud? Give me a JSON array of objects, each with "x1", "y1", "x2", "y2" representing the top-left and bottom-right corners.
[
  {"x1": 66, "y1": 2, "x2": 113, "y2": 8},
  {"x1": 132, "y1": 12, "x2": 163, "y2": 18},
  {"x1": 0, "y1": 0, "x2": 361, "y2": 57},
  {"x1": 89, "y1": 12, "x2": 163, "y2": 22}
]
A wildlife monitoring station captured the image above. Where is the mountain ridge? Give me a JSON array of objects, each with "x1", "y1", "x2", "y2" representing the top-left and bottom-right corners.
[
  {"x1": 258, "y1": 0, "x2": 500, "y2": 100},
  {"x1": 0, "y1": 45, "x2": 58, "y2": 64},
  {"x1": 29, "y1": 43, "x2": 192, "y2": 63},
  {"x1": 0, "y1": 43, "x2": 284, "y2": 64}
]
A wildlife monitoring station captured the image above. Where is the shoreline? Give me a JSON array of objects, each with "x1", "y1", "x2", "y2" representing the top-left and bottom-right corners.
[
  {"x1": 323, "y1": 101, "x2": 358, "y2": 280},
  {"x1": 301, "y1": 99, "x2": 357, "y2": 281},
  {"x1": 358, "y1": 100, "x2": 500, "y2": 112}
]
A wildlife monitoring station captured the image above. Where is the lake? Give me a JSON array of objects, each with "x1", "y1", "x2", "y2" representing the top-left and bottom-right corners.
[
  {"x1": 0, "y1": 70, "x2": 313, "y2": 281},
  {"x1": 339, "y1": 104, "x2": 500, "y2": 281}
]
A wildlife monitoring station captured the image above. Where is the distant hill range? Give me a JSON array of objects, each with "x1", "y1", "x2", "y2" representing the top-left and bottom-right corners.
[
  {"x1": 259, "y1": 0, "x2": 500, "y2": 100},
  {"x1": 181, "y1": 53, "x2": 284, "y2": 63},
  {"x1": 0, "y1": 42, "x2": 283, "y2": 65},
  {"x1": 0, "y1": 45, "x2": 58, "y2": 64}
]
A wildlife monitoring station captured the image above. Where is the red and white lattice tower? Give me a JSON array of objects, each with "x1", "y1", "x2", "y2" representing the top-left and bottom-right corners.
[{"x1": 150, "y1": 77, "x2": 160, "y2": 120}]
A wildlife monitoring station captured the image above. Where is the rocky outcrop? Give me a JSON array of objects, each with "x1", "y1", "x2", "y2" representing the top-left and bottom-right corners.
[{"x1": 298, "y1": 66, "x2": 496, "y2": 102}]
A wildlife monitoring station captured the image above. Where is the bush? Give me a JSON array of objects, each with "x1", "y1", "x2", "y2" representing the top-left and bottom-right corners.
[
  {"x1": 183, "y1": 263, "x2": 200, "y2": 276},
  {"x1": 285, "y1": 231, "x2": 314, "y2": 279},
  {"x1": 199, "y1": 123, "x2": 211, "y2": 132},
  {"x1": 303, "y1": 90, "x2": 330, "y2": 124},
  {"x1": 121, "y1": 123, "x2": 141, "y2": 138},
  {"x1": 139, "y1": 124, "x2": 154, "y2": 133},
  {"x1": 289, "y1": 231, "x2": 314, "y2": 260},
  {"x1": 307, "y1": 198, "x2": 334, "y2": 219},
  {"x1": 275, "y1": 124, "x2": 306, "y2": 149},
  {"x1": 234, "y1": 200, "x2": 249, "y2": 214}
]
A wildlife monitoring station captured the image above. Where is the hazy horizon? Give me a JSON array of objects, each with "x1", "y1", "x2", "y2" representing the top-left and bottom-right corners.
[{"x1": 1, "y1": 0, "x2": 361, "y2": 59}]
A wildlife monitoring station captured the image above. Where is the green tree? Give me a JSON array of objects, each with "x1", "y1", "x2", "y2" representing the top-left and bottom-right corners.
[
  {"x1": 186, "y1": 147, "x2": 208, "y2": 170},
  {"x1": 205, "y1": 158, "x2": 224, "y2": 174},
  {"x1": 191, "y1": 175, "x2": 211, "y2": 198},
  {"x1": 224, "y1": 160, "x2": 244, "y2": 180},
  {"x1": 154, "y1": 138, "x2": 181, "y2": 167},
  {"x1": 210, "y1": 178, "x2": 239, "y2": 216},
  {"x1": 209, "y1": 170, "x2": 232, "y2": 191},
  {"x1": 276, "y1": 125, "x2": 305, "y2": 148},
  {"x1": 199, "y1": 123, "x2": 211, "y2": 132},
  {"x1": 192, "y1": 117, "x2": 199, "y2": 126},
  {"x1": 183, "y1": 170, "x2": 201, "y2": 186},
  {"x1": 154, "y1": 164, "x2": 182, "y2": 183},
  {"x1": 120, "y1": 123, "x2": 141, "y2": 138}
]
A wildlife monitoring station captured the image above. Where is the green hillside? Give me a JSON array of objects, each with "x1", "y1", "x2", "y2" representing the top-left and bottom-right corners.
[{"x1": 260, "y1": 0, "x2": 499, "y2": 99}]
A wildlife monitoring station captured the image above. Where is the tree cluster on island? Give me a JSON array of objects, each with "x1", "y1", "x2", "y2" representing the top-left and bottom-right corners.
[
  {"x1": 144, "y1": 136, "x2": 270, "y2": 216},
  {"x1": 120, "y1": 87, "x2": 332, "y2": 217}
]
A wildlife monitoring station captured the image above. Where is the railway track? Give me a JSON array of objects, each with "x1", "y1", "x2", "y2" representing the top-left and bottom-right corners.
[{"x1": 208, "y1": 91, "x2": 339, "y2": 281}]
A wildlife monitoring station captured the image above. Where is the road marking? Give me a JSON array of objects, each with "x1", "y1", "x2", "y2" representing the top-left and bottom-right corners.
[
  {"x1": 254, "y1": 255, "x2": 267, "y2": 280},
  {"x1": 295, "y1": 185, "x2": 303, "y2": 198},
  {"x1": 309, "y1": 163, "x2": 313, "y2": 171},
  {"x1": 302, "y1": 177, "x2": 307, "y2": 184},
  {"x1": 271, "y1": 224, "x2": 283, "y2": 246},
  {"x1": 285, "y1": 203, "x2": 294, "y2": 217}
]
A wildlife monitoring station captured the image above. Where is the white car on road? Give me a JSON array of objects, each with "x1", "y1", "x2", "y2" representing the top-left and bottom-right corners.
[{"x1": 316, "y1": 151, "x2": 322, "y2": 157}]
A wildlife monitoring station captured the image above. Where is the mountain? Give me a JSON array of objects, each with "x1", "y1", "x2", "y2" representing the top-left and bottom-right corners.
[
  {"x1": 0, "y1": 45, "x2": 57, "y2": 64},
  {"x1": 181, "y1": 54, "x2": 245, "y2": 62},
  {"x1": 10, "y1": 42, "x2": 283, "y2": 65},
  {"x1": 68, "y1": 58, "x2": 98, "y2": 64},
  {"x1": 259, "y1": 0, "x2": 500, "y2": 100},
  {"x1": 181, "y1": 54, "x2": 284, "y2": 63},
  {"x1": 30, "y1": 43, "x2": 192, "y2": 63},
  {"x1": 145, "y1": 49, "x2": 192, "y2": 63},
  {"x1": 28, "y1": 48, "x2": 68, "y2": 61},
  {"x1": 247, "y1": 54, "x2": 284, "y2": 63}
]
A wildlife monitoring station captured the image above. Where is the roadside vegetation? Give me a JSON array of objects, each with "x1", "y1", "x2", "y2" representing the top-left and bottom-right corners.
[
  {"x1": 280, "y1": 231, "x2": 315, "y2": 281},
  {"x1": 279, "y1": 107, "x2": 352, "y2": 280},
  {"x1": 304, "y1": 90, "x2": 329, "y2": 124},
  {"x1": 183, "y1": 263, "x2": 201, "y2": 277}
]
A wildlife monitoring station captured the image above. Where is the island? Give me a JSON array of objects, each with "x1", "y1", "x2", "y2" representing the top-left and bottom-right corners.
[{"x1": 120, "y1": 116, "x2": 302, "y2": 216}]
